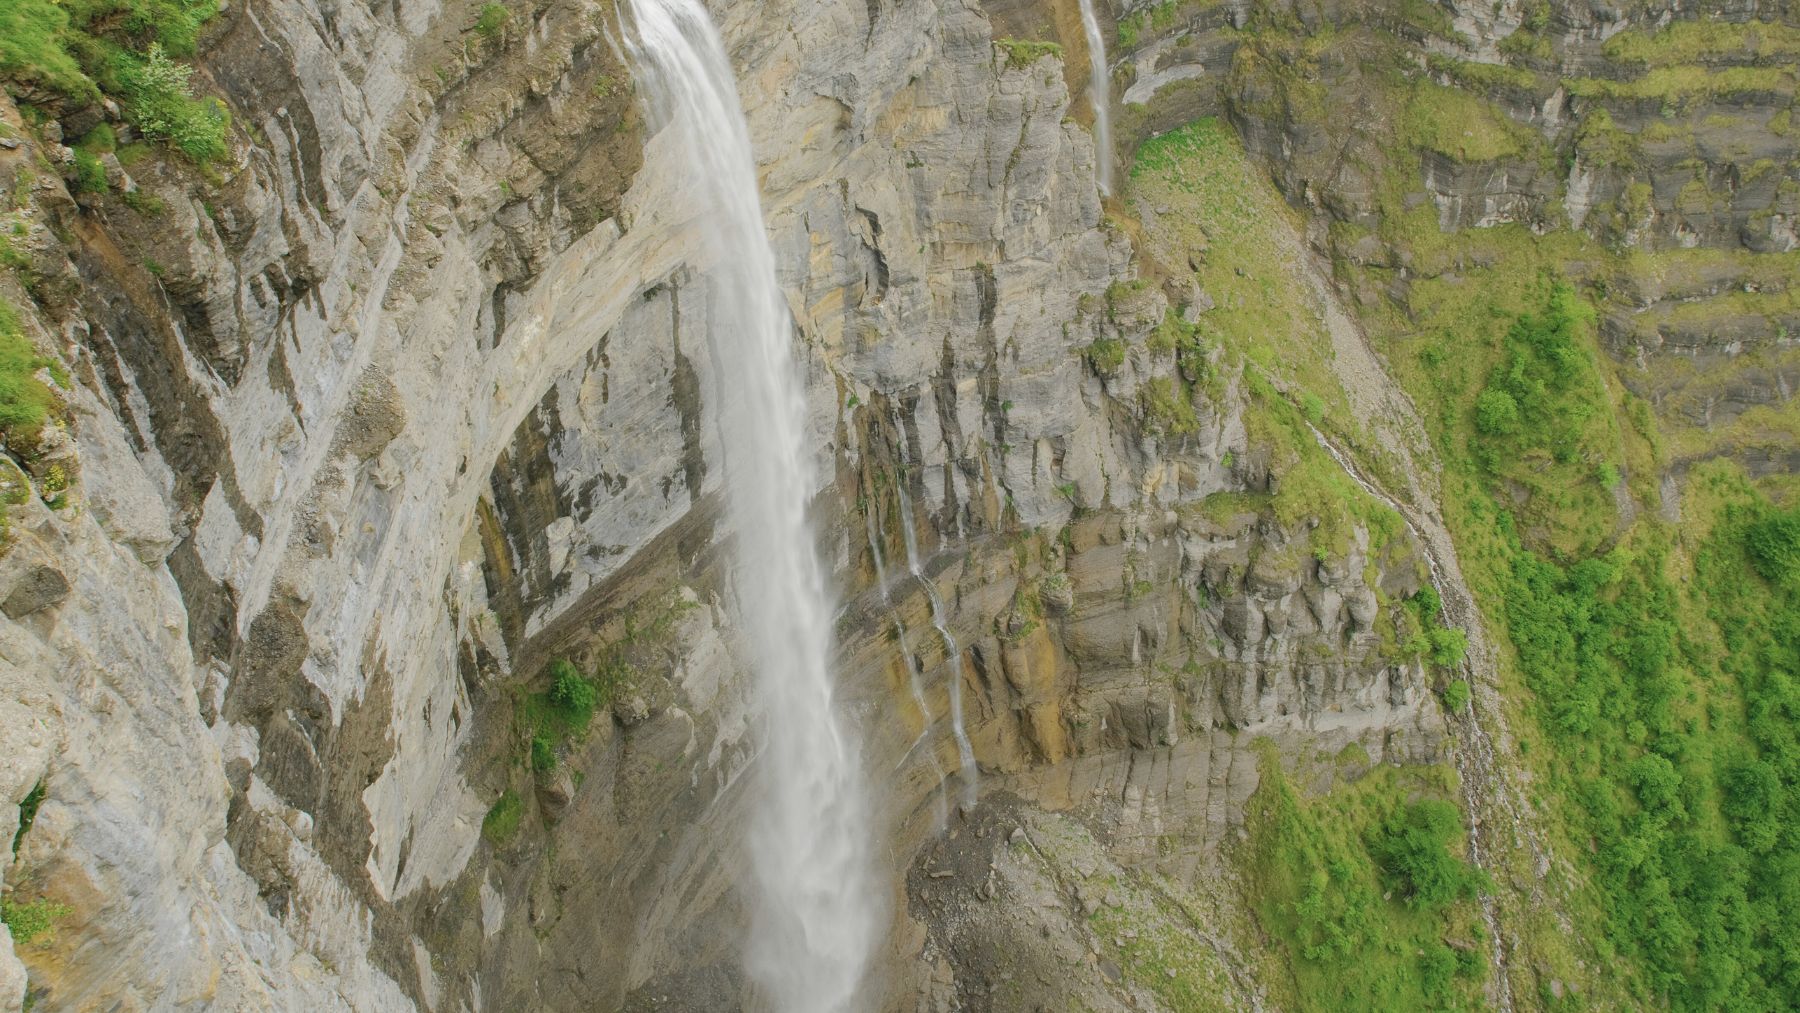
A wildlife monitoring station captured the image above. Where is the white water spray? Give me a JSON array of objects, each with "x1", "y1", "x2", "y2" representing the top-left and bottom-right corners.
[
  {"x1": 891, "y1": 452, "x2": 978, "y2": 809},
  {"x1": 623, "y1": 3, "x2": 878, "y2": 1009},
  {"x1": 1077, "y1": 0, "x2": 1114, "y2": 195}
]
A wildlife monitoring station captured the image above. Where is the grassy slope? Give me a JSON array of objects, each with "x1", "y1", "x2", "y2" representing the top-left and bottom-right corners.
[
  {"x1": 1204, "y1": 11, "x2": 1800, "y2": 1009},
  {"x1": 1122, "y1": 117, "x2": 1493, "y2": 1009}
]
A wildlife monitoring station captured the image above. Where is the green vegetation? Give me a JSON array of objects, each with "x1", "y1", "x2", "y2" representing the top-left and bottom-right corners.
[
  {"x1": 1565, "y1": 65, "x2": 1796, "y2": 104},
  {"x1": 1370, "y1": 800, "x2": 1490, "y2": 910},
  {"x1": 0, "y1": 896, "x2": 69, "y2": 946},
  {"x1": 1744, "y1": 503, "x2": 1800, "y2": 585},
  {"x1": 994, "y1": 38, "x2": 1062, "y2": 70},
  {"x1": 1469, "y1": 282, "x2": 1622, "y2": 557},
  {"x1": 1402, "y1": 82, "x2": 1529, "y2": 162},
  {"x1": 1495, "y1": 481, "x2": 1800, "y2": 1009},
  {"x1": 0, "y1": 298, "x2": 56, "y2": 440},
  {"x1": 0, "y1": 0, "x2": 229, "y2": 162},
  {"x1": 1603, "y1": 20, "x2": 1800, "y2": 66},
  {"x1": 1140, "y1": 376, "x2": 1197, "y2": 437},
  {"x1": 481, "y1": 790, "x2": 522, "y2": 844},
  {"x1": 472, "y1": 3, "x2": 509, "y2": 40},
  {"x1": 548, "y1": 659, "x2": 598, "y2": 727},
  {"x1": 12, "y1": 779, "x2": 45, "y2": 857},
  {"x1": 1082, "y1": 335, "x2": 1125, "y2": 376},
  {"x1": 1146, "y1": 308, "x2": 1208, "y2": 382},
  {"x1": 529, "y1": 732, "x2": 556, "y2": 773},
  {"x1": 1443, "y1": 678, "x2": 1471, "y2": 712},
  {"x1": 1243, "y1": 749, "x2": 1486, "y2": 1009}
]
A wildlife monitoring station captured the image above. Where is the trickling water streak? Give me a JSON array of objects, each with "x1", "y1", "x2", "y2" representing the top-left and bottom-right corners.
[
  {"x1": 623, "y1": 3, "x2": 878, "y2": 1009},
  {"x1": 891, "y1": 452, "x2": 978, "y2": 809},
  {"x1": 1304, "y1": 422, "x2": 1516, "y2": 1011},
  {"x1": 864, "y1": 502, "x2": 938, "y2": 750},
  {"x1": 1077, "y1": 0, "x2": 1114, "y2": 195}
]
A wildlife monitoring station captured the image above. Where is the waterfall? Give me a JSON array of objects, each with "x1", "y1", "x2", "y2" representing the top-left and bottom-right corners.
[
  {"x1": 623, "y1": 3, "x2": 878, "y2": 1009},
  {"x1": 1078, "y1": 0, "x2": 1114, "y2": 195},
  {"x1": 864, "y1": 501, "x2": 951, "y2": 829},
  {"x1": 891, "y1": 452, "x2": 978, "y2": 809}
]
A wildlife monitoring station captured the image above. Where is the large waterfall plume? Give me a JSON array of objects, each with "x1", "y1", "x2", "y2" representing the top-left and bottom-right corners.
[
  {"x1": 1078, "y1": 0, "x2": 1114, "y2": 194},
  {"x1": 623, "y1": 2, "x2": 880, "y2": 1008}
]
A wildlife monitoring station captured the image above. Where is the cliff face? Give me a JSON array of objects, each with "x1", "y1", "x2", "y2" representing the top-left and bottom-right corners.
[{"x1": 0, "y1": 0, "x2": 1791, "y2": 1009}]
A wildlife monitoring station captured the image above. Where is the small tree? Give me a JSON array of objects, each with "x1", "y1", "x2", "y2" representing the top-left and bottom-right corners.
[
  {"x1": 1369, "y1": 800, "x2": 1488, "y2": 911},
  {"x1": 548, "y1": 659, "x2": 597, "y2": 727},
  {"x1": 1474, "y1": 388, "x2": 1519, "y2": 436}
]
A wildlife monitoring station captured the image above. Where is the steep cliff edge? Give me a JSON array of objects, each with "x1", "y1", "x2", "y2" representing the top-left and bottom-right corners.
[{"x1": 0, "y1": 0, "x2": 1793, "y2": 1011}]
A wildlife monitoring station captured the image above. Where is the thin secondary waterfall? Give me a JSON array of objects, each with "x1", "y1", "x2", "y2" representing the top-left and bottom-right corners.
[
  {"x1": 1078, "y1": 0, "x2": 1114, "y2": 195},
  {"x1": 891, "y1": 455, "x2": 978, "y2": 809},
  {"x1": 863, "y1": 503, "x2": 950, "y2": 830},
  {"x1": 622, "y1": 3, "x2": 878, "y2": 1010}
]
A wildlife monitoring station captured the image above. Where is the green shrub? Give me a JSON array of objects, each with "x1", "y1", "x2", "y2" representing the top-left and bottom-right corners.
[
  {"x1": 1428, "y1": 626, "x2": 1467, "y2": 668},
  {"x1": 529, "y1": 732, "x2": 556, "y2": 773},
  {"x1": 0, "y1": 897, "x2": 69, "y2": 946},
  {"x1": 1368, "y1": 800, "x2": 1488, "y2": 911},
  {"x1": 116, "y1": 43, "x2": 229, "y2": 161},
  {"x1": 0, "y1": 0, "x2": 225, "y2": 160},
  {"x1": 1473, "y1": 388, "x2": 1519, "y2": 435},
  {"x1": 71, "y1": 149, "x2": 108, "y2": 193},
  {"x1": 1301, "y1": 391, "x2": 1325, "y2": 425},
  {"x1": 1141, "y1": 376, "x2": 1198, "y2": 437},
  {"x1": 1419, "y1": 943, "x2": 1457, "y2": 998},
  {"x1": 481, "y1": 790, "x2": 522, "y2": 844},
  {"x1": 1442, "y1": 678, "x2": 1471, "y2": 712},
  {"x1": 1083, "y1": 336, "x2": 1126, "y2": 375},
  {"x1": 473, "y1": 3, "x2": 508, "y2": 39},
  {"x1": 1744, "y1": 505, "x2": 1800, "y2": 585},
  {"x1": 548, "y1": 659, "x2": 598, "y2": 727},
  {"x1": 1411, "y1": 585, "x2": 1442, "y2": 621}
]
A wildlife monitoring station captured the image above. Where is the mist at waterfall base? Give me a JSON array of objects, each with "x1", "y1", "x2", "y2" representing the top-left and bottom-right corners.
[
  {"x1": 1077, "y1": 0, "x2": 1114, "y2": 195},
  {"x1": 623, "y1": 1, "x2": 880, "y2": 1009}
]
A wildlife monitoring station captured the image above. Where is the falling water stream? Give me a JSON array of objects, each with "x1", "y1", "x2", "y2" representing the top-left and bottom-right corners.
[
  {"x1": 623, "y1": 2, "x2": 878, "y2": 1008},
  {"x1": 890, "y1": 450, "x2": 978, "y2": 809},
  {"x1": 1077, "y1": 0, "x2": 1114, "y2": 194}
]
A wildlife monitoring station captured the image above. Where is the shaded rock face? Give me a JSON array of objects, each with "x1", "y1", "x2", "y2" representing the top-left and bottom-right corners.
[{"x1": 0, "y1": 0, "x2": 1457, "y2": 1011}]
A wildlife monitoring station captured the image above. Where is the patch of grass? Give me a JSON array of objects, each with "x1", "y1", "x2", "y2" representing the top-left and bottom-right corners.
[
  {"x1": 994, "y1": 38, "x2": 1063, "y2": 70},
  {"x1": 1603, "y1": 20, "x2": 1800, "y2": 66},
  {"x1": 120, "y1": 188, "x2": 167, "y2": 217},
  {"x1": 481, "y1": 790, "x2": 522, "y2": 844},
  {"x1": 0, "y1": 897, "x2": 69, "y2": 946},
  {"x1": 0, "y1": 298, "x2": 56, "y2": 441},
  {"x1": 1140, "y1": 376, "x2": 1198, "y2": 437},
  {"x1": 1401, "y1": 82, "x2": 1530, "y2": 162},
  {"x1": 1443, "y1": 678, "x2": 1471, "y2": 711},
  {"x1": 1128, "y1": 117, "x2": 1354, "y2": 440},
  {"x1": 1082, "y1": 335, "x2": 1126, "y2": 376},
  {"x1": 70, "y1": 149, "x2": 108, "y2": 193},
  {"x1": 529, "y1": 732, "x2": 556, "y2": 773},
  {"x1": 0, "y1": 0, "x2": 228, "y2": 162},
  {"x1": 473, "y1": 3, "x2": 509, "y2": 40},
  {"x1": 1565, "y1": 65, "x2": 1796, "y2": 103},
  {"x1": 1425, "y1": 54, "x2": 1539, "y2": 94}
]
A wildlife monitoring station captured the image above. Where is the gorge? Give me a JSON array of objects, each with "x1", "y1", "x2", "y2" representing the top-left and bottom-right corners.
[{"x1": 1, "y1": 0, "x2": 1797, "y2": 1010}]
